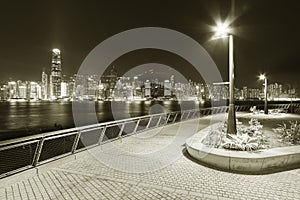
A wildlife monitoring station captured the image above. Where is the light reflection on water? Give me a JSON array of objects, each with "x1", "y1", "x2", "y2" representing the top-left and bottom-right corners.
[{"x1": 0, "y1": 101, "x2": 199, "y2": 136}]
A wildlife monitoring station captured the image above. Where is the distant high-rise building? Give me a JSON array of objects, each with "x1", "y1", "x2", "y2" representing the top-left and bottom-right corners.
[
  {"x1": 18, "y1": 84, "x2": 27, "y2": 99},
  {"x1": 100, "y1": 66, "x2": 118, "y2": 99},
  {"x1": 164, "y1": 80, "x2": 171, "y2": 97},
  {"x1": 170, "y1": 75, "x2": 175, "y2": 88},
  {"x1": 27, "y1": 81, "x2": 40, "y2": 100},
  {"x1": 67, "y1": 76, "x2": 76, "y2": 98},
  {"x1": 0, "y1": 84, "x2": 9, "y2": 100},
  {"x1": 7, "y1": 81, "x2": 17, "y2": 99},
  {"x1": 41, "y1": 71, "x2": 48, "y2": 100},
  {"x1": 145, "y1": 80, "x2": 151, "y2": 97},
  {"x1": 248, "y1": 88, "x2": 260, "y2": 99},
  {"x1": 242, "y1": 86, "x2": 248, "y2": 100},
  {"x1": 61, "y1": 82, "x2": 68, "y2": 97},
  {"x1": 50, "y1": 48, "x2": 62, "y2": 99}
]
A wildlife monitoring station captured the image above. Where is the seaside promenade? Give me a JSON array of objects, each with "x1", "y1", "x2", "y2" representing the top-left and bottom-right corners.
[{"x1": 0, "y1": 114, "x2": 300, "y2": 200}]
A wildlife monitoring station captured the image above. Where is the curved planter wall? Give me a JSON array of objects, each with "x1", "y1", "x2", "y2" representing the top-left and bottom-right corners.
[{"x1": 186, "y1": 125, "x2": 300, "y2": 173}]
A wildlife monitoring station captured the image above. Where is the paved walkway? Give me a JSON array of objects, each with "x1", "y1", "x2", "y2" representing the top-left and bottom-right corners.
[{"x1": 1, "y1": 115, "x2": 300, "y2": 199}]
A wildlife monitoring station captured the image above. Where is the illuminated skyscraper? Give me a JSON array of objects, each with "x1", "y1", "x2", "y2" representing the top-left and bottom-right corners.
[
  {"x1": 50, "y1": 48, "x2": 62, "y2": 99},
  {"x1": 164, "y1": 80, "x2": 171, "y2": 97},
  {"x1": 7, "y1": 81, "x2": 17, "y2": 99},
  {"x1": 145, "y1": 80, "x2": 151, "y2": 97},
  {"x1": 41, "y1": 71, "x2": 48, "y2": 100}
]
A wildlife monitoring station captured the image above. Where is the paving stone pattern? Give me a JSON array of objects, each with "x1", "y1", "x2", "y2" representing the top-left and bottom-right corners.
[{"x1": 1, "y1": 116, "x2": 300, "y2": 199}]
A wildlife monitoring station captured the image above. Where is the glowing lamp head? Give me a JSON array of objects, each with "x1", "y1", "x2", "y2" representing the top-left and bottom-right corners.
[
  {"x1": 52, "y1": 48, "x2": 60, "y2": 54},
  {"x1": 213, "y1": 22, "x2": 230, "y2": 37},
  {"x1": 259, "y1": 74, "x2": 266, "y2": 80}
]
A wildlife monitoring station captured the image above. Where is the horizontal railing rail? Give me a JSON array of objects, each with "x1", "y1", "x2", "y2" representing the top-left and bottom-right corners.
[{"x1": 0, "y1": 103, "x2": 298, "y2": 178}]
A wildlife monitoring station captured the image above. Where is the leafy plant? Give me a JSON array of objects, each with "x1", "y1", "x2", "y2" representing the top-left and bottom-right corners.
[
  {"x1": 202, "y1": 118, "x2": 269, "y2": 151},
  {"x1": 202, "y1": 124, "x2": 226, "y2": 148},
  {"x1": 273, "y1": 121, "x2": 300, "y2": 144}
]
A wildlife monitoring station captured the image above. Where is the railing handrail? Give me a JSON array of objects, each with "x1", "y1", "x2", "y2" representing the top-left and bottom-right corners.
[
  {"x1": 1, "y1": 103, "x2": 298, "y2": 147},
  {"x1": 0, "y1": 111, "x2": 175, "y2": 147},
  {"x1": 0, "y1": 106, "x2": 229, "y2": 147},
  {"x1": 0, "y1": 110, "x2": 163, "y2": 147}
]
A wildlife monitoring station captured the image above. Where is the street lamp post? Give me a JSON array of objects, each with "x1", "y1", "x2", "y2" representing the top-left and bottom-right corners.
[
  {"x1": 227, "y1": 34, "x2": 237, "y2": 134},
  {"x1": 259, "y1": 74, "x2": 268, "y2": 114},
  {"x1": 213, "y1": 23, "x2": 237, "y2": 134}
]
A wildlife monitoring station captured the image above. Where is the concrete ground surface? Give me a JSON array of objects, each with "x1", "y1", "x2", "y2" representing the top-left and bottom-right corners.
[{"x1": 0, "y1": 114, "x2": 300, "y2": 200}]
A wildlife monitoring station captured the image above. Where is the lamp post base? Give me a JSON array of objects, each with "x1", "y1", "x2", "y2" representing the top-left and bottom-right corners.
[
  {"x1": 227, "y1": 103, "x2": 237, "y2": 134},
  {"x1": 264, "y1": 107, "x2": 268, "y2": 114}
]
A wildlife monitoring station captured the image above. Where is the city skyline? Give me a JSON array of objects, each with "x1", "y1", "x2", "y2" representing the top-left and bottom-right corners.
[
  {"x1": 0, "y1": 48, "x2": 297, "y2": 102},
  {"x1": 0, "y1": 0, "x2": 299, "y2": 90}
]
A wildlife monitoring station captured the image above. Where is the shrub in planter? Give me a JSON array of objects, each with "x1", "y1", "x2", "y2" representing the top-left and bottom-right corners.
[
  {"x1": 202, "y1": 118, "x2": 269, "y2": 151},
  {"x1": 201, "y1": 124, "x2": 226, "y2": 148},
  {"x1": 273, "y1": 121, "x2": 300, "y2": 145}
]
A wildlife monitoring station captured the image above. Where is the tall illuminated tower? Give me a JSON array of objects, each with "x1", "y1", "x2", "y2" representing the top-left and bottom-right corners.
[
  {"x1": 50, "y1": 48, "x2": 62, "y2": 99},
  {"x1": 41, "y1": 71, "x2": 48, "y2": 100}
]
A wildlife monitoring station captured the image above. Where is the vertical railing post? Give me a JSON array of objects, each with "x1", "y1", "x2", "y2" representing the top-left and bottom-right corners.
[
  {"x1": 118, "y1": 123, "x2": 125, "y2": 137},
  {"x1": 156, "y1": 115, "x2": 163, "y2": 127},
  {"x1": 71, "y1": 131, "x2": 81, "y2": 153},
  {"x1": 165, "y1": 114, "x2": 171, "y2": 125},
  {"x1": 98, "y1": 126, "x2": 107, "y2": 145},
  {"x1": 190, "y1": 111, "x2": 195, "y2": 119},
  {"x1": 208, "y1": 108, "x2": 211, "y2": 115},
  {"x1": 190, "y1": 111, "x2": 194, "y2": 119},
  {"x1": 190, "y1": 110, "x2": 194, "y2": 118},
  {"x1": 172, "y1": 112, "x2": 178, "y2": 123},
  {"x1": 193, "y1": 110, "x2": 198, "y2": 118},
  {"x1": 196, "y1": 111, "x2": 200, "y2": 118},
  {"x1": 180, "y1": 111, "x2": 185, "y2": 121},
  {"x1": 32, "y1": 138, "x2": 45, "y2": 167},
  {"x1": 213, "y1": 108, "x2": 217, "y2": 114},
  {"x1": 186, "y1": 111, "x2": 191, "y2": 120},
  {"x1": 146, "y1": 117, "x2": 152, "y2": 129},
  {"x1": 133, "y1": 119, "x2": 141, "y2": 133}
]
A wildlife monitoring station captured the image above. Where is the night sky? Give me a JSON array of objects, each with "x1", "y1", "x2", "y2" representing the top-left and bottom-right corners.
[{"x1": 0, "y1": 0, "x2": 299, "y2": 90}]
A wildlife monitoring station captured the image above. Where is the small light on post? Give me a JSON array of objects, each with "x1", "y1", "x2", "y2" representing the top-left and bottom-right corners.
[
  {"x1": 259, "y1": 74, "x2": 266, "y2": 81},
  {"x1": 52, "y1": 48, "x2": 60, "y2": 54},
  {"x1": 213, "y1": 22, "x2": 230, "y2": 38}
]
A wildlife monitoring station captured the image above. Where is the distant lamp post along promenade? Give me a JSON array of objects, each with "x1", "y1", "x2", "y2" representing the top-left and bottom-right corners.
[{"x1": 259, "y1": 74, "x2": 268, "y2": 114}]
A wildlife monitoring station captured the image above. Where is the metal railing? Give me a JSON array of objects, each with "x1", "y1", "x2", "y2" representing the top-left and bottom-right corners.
[{"x1": 0, "y1": 103, "x2": 298, "y2": 178}]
